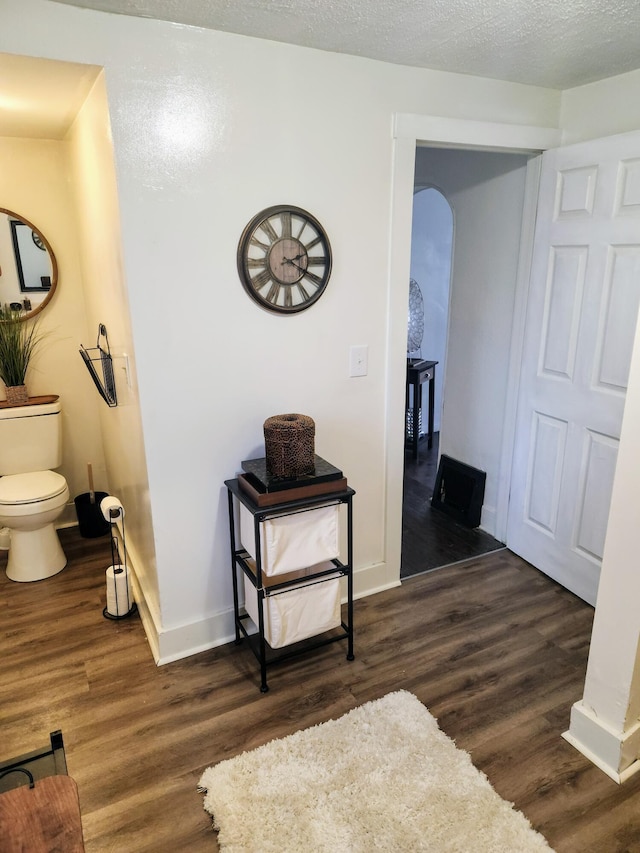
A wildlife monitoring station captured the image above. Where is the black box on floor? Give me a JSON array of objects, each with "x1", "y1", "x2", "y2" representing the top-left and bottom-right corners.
[{"x1": 431, "y1": 455, "x2": 486, "y2": 528}]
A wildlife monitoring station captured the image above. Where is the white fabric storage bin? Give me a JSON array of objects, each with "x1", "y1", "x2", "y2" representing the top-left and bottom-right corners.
[
  {"x1": 239, "y1": 501, "x2": 340, "y2": 577},
  {"x1": 243, "y1": 563, "x2": 342, "y2": 649}
]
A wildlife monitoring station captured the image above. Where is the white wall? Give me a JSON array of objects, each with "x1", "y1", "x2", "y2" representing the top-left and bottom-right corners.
[
  {"x1": 66, "y1": 73, "x2": 160, "y2": 647},
  {"x1": 1, "y1": 0, "x2": 562, "y2": 661},
  {"x1": 561, "y1": 69, "x2": 640, "y2": 144},
  {"x1": 413, "y1": 148, "x2": 530, "y2": 533},
  {"x1": 409, "y1": 188, "x2": 453, "y2": 434}
]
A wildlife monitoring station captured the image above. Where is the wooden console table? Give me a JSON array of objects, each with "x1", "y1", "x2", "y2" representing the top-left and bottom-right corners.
[{"x1": 406, "y1": 359, "x2": 438, "y2": 460}]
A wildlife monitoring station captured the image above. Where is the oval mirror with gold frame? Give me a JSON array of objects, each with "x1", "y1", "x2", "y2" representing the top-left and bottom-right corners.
[{"x1": 0, "y1": 208, "x2": 58, "y2": 321}]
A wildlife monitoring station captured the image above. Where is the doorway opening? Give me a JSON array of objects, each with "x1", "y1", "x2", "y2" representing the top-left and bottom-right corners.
[{"x1": 400, "y1": 164, "x2": 512, "y2": 579}]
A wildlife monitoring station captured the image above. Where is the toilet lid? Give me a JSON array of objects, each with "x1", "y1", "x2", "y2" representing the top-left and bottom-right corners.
[{"x1": 0, "y1": 471, "x2": 67, "y2": 505}]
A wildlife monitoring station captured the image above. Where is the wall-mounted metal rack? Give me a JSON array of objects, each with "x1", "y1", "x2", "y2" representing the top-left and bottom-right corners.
[{"x1": 79, "y1": 324, "x2": 117, "y2": 407}]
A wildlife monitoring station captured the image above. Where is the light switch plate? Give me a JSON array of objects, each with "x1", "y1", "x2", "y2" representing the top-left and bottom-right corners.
[{"x1": 349, "y1": 345, "x2": 368, "y2": 377}]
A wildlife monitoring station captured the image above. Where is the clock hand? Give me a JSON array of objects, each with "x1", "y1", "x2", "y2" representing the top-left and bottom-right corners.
[
  {"x1": 281, "y1": 256, "x2": 308, "y2": 270},
  {"x1": 282, "y1": 253, "x2": 306, "y2": 261}
]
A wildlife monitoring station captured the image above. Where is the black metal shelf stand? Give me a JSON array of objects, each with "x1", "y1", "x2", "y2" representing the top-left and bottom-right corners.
[{"x1": 225, "y1": 478, "x2": 355, "y2": 693}]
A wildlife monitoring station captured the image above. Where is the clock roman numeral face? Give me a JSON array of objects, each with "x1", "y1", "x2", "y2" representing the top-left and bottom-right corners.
[{"x1": 237, "y1": 205, "x2": 332, "y2": 314}]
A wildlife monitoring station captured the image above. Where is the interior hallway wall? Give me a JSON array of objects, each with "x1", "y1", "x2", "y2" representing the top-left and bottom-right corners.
[
  {"x1": 409, "y1": 187, "x2": 453, "y2": 434},
  {"x1": 413, "y1": 147, "x2": 529, "y2": 534},
  {"x1": 66, "y1": 72, "x2": 160, "y2": 642}
]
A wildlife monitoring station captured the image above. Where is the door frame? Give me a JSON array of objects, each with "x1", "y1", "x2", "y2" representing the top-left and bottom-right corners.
[{"x1": 385, "y1": 114, "x2": 561, "y2": 581}]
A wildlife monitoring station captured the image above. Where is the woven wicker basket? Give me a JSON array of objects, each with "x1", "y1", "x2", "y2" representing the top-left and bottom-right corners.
[
  {"x1": 5, "y1": 385, "x2": 28, "y2": 406},
  {"x1": 264, "y1": 413, "x2": 315, "y2": 477}
]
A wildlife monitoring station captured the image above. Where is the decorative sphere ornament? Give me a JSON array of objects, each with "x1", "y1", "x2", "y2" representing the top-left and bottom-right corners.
[{"x1": 407, "y1": 278, "x2": 424, "y2": 353}]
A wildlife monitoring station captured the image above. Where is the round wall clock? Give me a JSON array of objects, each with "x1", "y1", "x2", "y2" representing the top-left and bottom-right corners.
[{"x1": 237, "y1": 205, "x2": 332, "y2": 314}]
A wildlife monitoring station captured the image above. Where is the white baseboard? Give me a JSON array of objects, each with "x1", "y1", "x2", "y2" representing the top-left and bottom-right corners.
[
  {"x1": 154, "y1": 608, "x2": 238, "y2": 666},
  {"x1": 480, "y1": 503, "x2": 497, "y2": 538},
  {"x1": 563, "y1": 700, "x2": 640, "y2": 783},
  {"x1": 354, "y1": 560, "x2": 400, "y2": 600},
  {"x1": 111, "y1": 522, "x2": 165, "y2": 664},
  {"x1": 149, "y1": 559, "x2": 399, "y2": 666},
  {"x1": 128, "y1": 568, "x2": 161, "y2": 662},
  {"x1": 60, "y1": 517, "x2": 400, "y2": 666},
  {"x1": 59, "y1": 502, "x2": 80, "y2": 528},
  {"x1": 58, "y1": 518, "x2": 165, "y2": 664}
]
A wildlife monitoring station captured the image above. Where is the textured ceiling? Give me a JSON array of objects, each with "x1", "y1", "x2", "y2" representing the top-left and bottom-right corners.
[{"x1": 50, "y1": 0, "x2": 640, "y2": 90}]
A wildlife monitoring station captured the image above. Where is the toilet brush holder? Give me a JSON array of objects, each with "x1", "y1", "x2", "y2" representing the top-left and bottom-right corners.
[
  {"x1": 74, "y1": 464, "x2": 110, "y2": 538},
  {"x1": 74, "y1": 491, "x2": 110, "y2": 538}
]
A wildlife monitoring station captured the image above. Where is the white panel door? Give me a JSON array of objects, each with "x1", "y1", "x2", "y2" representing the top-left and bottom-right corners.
[{"x1": 507, "y1": 132, "x2": 640, "y2": 605}]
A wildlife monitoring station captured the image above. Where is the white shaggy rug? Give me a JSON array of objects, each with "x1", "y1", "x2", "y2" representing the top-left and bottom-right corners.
[{"x1": 198, "y1": 690, "x2": 553, "y2": 852}]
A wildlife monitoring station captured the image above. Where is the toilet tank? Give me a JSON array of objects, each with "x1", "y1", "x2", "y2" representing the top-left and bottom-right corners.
[{"x1": 0, "y1": 400, "x2": 63, "y2": 475}]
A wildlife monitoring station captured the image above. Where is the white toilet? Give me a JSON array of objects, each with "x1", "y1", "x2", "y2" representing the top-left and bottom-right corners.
[{"x1": 0, "y1": 400, "x2": 69, "y2": 582}]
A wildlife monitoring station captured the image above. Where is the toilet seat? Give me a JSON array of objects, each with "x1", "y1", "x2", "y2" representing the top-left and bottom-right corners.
[{"x1": 0, "y1": 471, "x2": 68, "y2": 505}]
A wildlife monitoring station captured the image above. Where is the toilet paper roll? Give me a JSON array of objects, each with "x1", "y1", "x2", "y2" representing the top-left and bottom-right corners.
[
  {"x1": 106, "y1": 564, "x2": 133, "y2": 617},
  {"x1": 100, "y1": 495, "x2": 125, "y2": 522}
]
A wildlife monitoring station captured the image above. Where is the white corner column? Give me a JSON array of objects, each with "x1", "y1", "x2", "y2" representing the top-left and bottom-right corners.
[{"x1": 563, "y1": 308, "x2": 640, "y2": 783}]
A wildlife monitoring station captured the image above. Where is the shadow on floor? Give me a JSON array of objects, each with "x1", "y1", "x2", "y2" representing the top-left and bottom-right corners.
[{"x1": 401, "y1": 433, "x2": 505, "y2": 579}]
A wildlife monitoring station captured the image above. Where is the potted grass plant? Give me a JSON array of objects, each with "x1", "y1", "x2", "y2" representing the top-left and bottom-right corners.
[{"x1": 0, "y1": 305, "x2": 46, "y2": 405}]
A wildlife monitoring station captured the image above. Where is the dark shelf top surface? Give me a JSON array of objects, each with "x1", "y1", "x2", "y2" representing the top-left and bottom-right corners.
[
  {"x1": 225, "y1": 477, "x2": 354, "y2": 514},
  {"x1": 241, "y1": 455, "x2": 343, "y2": 492}
]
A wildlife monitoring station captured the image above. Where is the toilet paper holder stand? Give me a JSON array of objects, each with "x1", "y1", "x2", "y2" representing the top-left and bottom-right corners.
[{"x1": 103, "y1": 503, "x2": 137, "y2": 621}]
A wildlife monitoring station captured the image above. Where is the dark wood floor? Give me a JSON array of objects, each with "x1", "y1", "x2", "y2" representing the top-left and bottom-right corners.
[
  {"x1": 402, "y1": 433, "x2": 505, "y2": 578},
  {"x1": 2, "y1": 528, "x2": 640, "y2": 852}
]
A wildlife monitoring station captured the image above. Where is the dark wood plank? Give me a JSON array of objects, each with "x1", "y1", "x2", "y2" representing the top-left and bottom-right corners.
[
  {"x1": 402, "y1": 431, "x2": 505, "y2": 577},
  {"x1": 1, "y1": 528, "x2": 638, "y2": 852}
]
